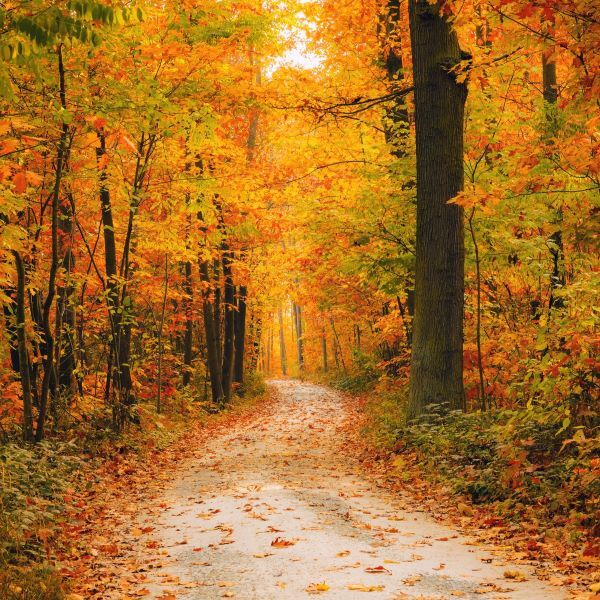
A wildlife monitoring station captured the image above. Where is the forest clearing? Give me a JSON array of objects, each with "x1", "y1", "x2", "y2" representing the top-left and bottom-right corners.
[{"x1": 0, "y1": 0, "x2": 598, "y2": 598}]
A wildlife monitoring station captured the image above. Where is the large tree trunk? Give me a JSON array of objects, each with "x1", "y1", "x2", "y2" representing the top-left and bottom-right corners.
[{"x1": 406, "y1": 0, "x2": 467, "y2": 419}]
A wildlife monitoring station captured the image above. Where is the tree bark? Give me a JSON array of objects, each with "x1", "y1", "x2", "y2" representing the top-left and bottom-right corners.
[
  {"x1": 182, "y1": 258, "x2": 194, "y2": 387},
  {"x1": 382, "y1": 0, "x2": 410, "y2": 156},
  {"x1": 200, "y1": 259, "x2": 224, "y2": 404},
  {"x1": 542, "y1": 52, "x2": 565, "y2": 313},
  {"x1": 12, "y1": 251, "x2": 34, "y2": 442},
  {"x1": 156, "y1": 254, "x2": 169, "y2": 413},
  {"x1": 56, "y1": 192, "x2": 76, "y2": 394},
  {"x1": 294, "y1": 304, "x2": 304, "y2": 371},
  {"x1": 233, "y1": 284, "x2": 247, "y2": 385},
  {"x1": 221, "y1": 246, "x2": 235, "y2": 401},
  {"x1": 322, "y1": 328, "x2": 328, "y2": 373},
  {"x1": 36, "y1": 44, "x2": 70, "y2": 442},
  {"x1": 407, "y1": 0, "x2": 467, "y2": 419},
  {"x1": 278, "y1": 307, "x2": 287, "y2": 376}
]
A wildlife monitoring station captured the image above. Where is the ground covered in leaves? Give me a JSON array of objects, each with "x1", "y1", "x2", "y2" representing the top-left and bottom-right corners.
[{"x1": 56, "y1": 380, "x2": 595, "y2": 599}]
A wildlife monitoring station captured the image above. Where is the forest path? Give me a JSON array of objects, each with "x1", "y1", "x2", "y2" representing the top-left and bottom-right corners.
[{"x1": 125, "y1": 379, "x2": 566, "y2": 599}]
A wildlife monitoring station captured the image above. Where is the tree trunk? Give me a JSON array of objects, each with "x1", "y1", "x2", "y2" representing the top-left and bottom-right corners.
[
  {"x1": 182, "y1": 258, "x2": 194, "y2": 387},
  {"x1": 407, "y1": 0, "x2": 467, "y2": 419},
  {"x1": 12, "y1": 251, "x2": 34, "y2": 442},
  {"x1": 96, "y1": 131, "x2": 119, "y2": 408},
  {"x1": 156, "y1": 254, "x2": 169, "y2": 413},
  {"x1": 56, "y1": 192, "x2": 76, "y2": 394},
  {"x1": 248, "y1": 313, "x2": 262, "y2": 373},
  {"x1": 278, "y1": 307, "x2": 287, "y2": 376},
  {"x1": 200, "y1": 259, "x2": 224, "y2": 404},
  {"x1": 542, "y1": 52, "x2": 565, "y2": 312},
  {"x1": 382, "y1": 0, "x2": 410, "y2": 156},
  {"x1": 221, "y1": 246, "x2": 235, "y2": 401},
  {"x1": 233, "y1": 284, "x2": 247, "y2": 385},
  {"x1": 36, "y1": 44, "x2": 70, "y2": 442},
  {"x1": 295, "y1": 304, "x2": 304, "y2": 370}
]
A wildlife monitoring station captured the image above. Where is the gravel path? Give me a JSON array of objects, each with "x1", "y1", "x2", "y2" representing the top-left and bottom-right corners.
[{"x1": 131, "y1": 379, "x2": 566, "y2": 599}]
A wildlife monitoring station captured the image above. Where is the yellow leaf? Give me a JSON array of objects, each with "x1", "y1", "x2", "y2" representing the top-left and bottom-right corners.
[
  {"x1": 306, "y1": 582, "x2": 330, "y2": 594},
  {"x1": 503, "y1": 570, "x2": 527, "y2": 581},
  {"x1": 347, "y1": 584, "x2": 385, "y2": 592}
]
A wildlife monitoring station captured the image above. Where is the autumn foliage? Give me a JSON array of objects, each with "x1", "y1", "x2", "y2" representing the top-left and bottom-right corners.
[{"x1": 0, "y1": 0, "x2": 598, "y2": 595}]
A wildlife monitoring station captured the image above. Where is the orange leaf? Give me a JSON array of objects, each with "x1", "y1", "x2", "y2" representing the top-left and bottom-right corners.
[
  {"x1": 271, "y1": 536, "x2": 295, "y2": 548},
  {"x1": 12, "y1": 171, "x2": 27, "y2": 194}
]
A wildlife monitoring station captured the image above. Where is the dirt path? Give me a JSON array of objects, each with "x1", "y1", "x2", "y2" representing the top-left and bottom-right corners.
[{"x1": 118, "y1": 380, "x2": 567, "y2": 599}]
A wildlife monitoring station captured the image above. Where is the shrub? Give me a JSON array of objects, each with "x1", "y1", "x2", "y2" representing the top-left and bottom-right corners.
[
  {"x1": 0, "y1": 442, "x2": 80, "y2": 562},
  {"x1": 391, "y1": 403, "x2": 599, "y2": 525}
]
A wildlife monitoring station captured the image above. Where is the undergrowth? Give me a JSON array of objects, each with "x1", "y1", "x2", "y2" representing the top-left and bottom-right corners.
[
  {"x1": 0, "y1": 374, "x2": 269, "y2": 599},
  {"x1": 0, "y1": 442, "x2": 79, "y2": 599},
  {"x1": 362, "y1": 385, "x2": 599, "y2": 537}
]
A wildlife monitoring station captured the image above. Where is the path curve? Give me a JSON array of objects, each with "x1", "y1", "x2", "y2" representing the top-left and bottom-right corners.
[{"x1": 130, "y1": 380, "x2": 566, "y2": 599}]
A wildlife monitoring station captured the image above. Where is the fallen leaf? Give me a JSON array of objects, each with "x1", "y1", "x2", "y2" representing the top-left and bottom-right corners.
[
  {"x1": 271, "y1": 537, "x2": 295, "y2": 548},
  {"x1": 503, "y1": 570, "x2": 527, "y2": 582},
  {"x1": 365, "y1": 566, "x2": 391, "y2": 574},
  {"x1": 306, "y1": 582, "x2": 330, "y2": 594},
  {"x1": 347, "y1": 584, "x2": 385, "y2": 592}
]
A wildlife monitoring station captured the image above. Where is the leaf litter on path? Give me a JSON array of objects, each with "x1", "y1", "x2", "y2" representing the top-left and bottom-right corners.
[{"x1": 63, "y1": 380, "x2": 573, "y2": 599}]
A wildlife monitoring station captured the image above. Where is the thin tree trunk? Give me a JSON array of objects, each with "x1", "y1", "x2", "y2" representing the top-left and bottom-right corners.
[
  {"x1": 278, "y1": 307, "x2": 287, "y2": 376},
  {"x1": 248, "y1": 314, "x2": 262, "y2": 373},
  {"x1": 13, "y1": 251, "x2": 34, "y2": 442},
  {"x1": 200, "y1": 259, "x2": 224, "y2": 404},
  {"x1": 97, "y1": 131, "x2": 119, "y2": 409},
  {"x1": 182, "y1": 258, "x2": 194, "y2": 387},
  {"x1": 233, "y1": 285, "x2": 247, "y2": 386},
  {"x1": 330, "y1": 318, "x2": 347, "y2": 374},
  {"x1": 221, "y1": 246, "x2": 235, "y2": 401},
  {"x1": 382, "y1": 0, "x2": 410, "y2": 156},
  {"x1": 36, "y1": 44, "x2": 69, "y2": 442},
  {"x1": 542, "y1": 52, "x2": 565, "y2": 313},
  {"x1": 468, "y1": 209, "x2": 486, "y2": 411},
  {"x1": 156, "y1": 254, "x2": 169, "y2": 413},
  {"x1": 322, "y1": 328, "x2": 328, "y2": 373},
  {"x1": 407, "y1": 0, "x2": 467, "y2": 419},
  {"x1": 56, "y1": 187, "x2": 76, "y2": 400},
  {"x1": 295, "y1": 304, "x2": 304, "y2": 370}
]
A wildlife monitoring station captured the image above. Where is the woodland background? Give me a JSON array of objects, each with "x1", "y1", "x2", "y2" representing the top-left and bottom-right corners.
[{"x1": 0, "y1": 0, "x2": 598, "y2": 596}]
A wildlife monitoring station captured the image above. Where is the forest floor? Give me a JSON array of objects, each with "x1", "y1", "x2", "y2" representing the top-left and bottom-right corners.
[{"x1": 63, "y1": 380, "x2": 577, "y2": 599}]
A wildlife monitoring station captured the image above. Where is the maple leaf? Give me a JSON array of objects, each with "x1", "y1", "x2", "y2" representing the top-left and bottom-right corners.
[{"x1": 271, "y1": 537, "x2": 296, "y2": 548}]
